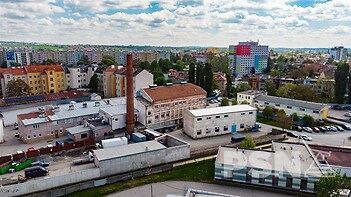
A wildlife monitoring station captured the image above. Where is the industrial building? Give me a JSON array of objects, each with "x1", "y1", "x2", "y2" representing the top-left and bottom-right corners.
[
  {"x1": 183, "y1": 105, "x2": 257, "y2": 139},
  {"x1": 236, "y1": 90, "x2": 267, "y2": 105},
  {"x1": 93, "y1": 135, "x2": 190, "y2": 177},
  {"x1": 215, "y1": 141, "x2": 323, "y2": 193},
  {"x1": 98, "y1": 105, "x2": 138, "y2": 130},
  {"x1": 253, "y1": 95, "x2": 330, "y2": 119},
  {"x1": 66, "y1": 121, "x2": 111, "y2": 142},
  {"x1": 135, "y1": 83, "x2": 207, "y2": 131}
]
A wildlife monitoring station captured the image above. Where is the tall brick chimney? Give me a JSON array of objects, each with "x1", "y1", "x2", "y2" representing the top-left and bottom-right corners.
[{"x1": 126, "y1": 54, "x2": 135, "y2": 135}]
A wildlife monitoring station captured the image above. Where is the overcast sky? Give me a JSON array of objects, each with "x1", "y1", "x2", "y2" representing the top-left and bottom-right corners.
[{"x1": 0, "y1": 0, "x2": 350, "y2": 48}]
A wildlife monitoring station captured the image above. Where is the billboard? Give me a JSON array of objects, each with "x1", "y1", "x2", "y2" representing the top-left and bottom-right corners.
[{"x1": 5, "y1": 51, "x2": 15, "y2": 61}]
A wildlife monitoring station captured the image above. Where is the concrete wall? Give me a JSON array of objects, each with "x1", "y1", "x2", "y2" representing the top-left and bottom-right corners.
[
  {"x1": 0, "y1": 168, "x2": 100, "y2": 197},
  {"x1": 134, "y1": 70, "x2": 153, "y2": 96}
]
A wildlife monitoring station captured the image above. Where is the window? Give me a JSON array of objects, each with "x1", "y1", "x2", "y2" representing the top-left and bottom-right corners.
[
  {"x1": 33, "y1": 134, "x2": 37, "y2": 138},
  {"x1": 155, "y1": 115, "x2": 159, "y2": 119},
  {"x1": 287, "y1": 106, "x2": 292, "y2": 109},
  {"x1": 50, "y1": 78, "x2": 53, "y2": 81},
  {"x1": 246, "y1": 172, "x2": 252, "y2": 183},
  {"x1": 215, "y1": 116, "x2": 220, "y2": 119},
  {"x1": 32, "y1": 124, "x2": 39, "y2": 129},
  {"x1": 275, "y1": 104, "x2": 280, "y2": 107},
  {"x1": 300, "y1": 179, "x2": 308, "y2": 190},
  {"x1": 206, "y1": 117, "x2": 211, "y2": 120},
  {"x1": 197, "y1": 118, "x2": 202, "y2": 121},
  {"x1": 313, "y1": 110, "x2": 319, "y2": 114},
  {"x1": 206, "y1": 128, "x2": 211, "y2": 134},
  {"x1": 224, "y1": 115, "x2": 229, "y2": 118},
  {"x1": 286, "y1": 177, "x2": 293, "y2": 188},
  {"x1": 264, "y1": 102, "x2": 269, "y2": 105},
  {"x1": 51, "y1": 84, "x2": 54, "y2": 87},
  {"x1": 51, "y1": 131, "x2": 54, "y2": 135},
  {"x1": 81, "y1": 133, "x2": 88, "y2": 139},
  {"x1": 197, "y1": 130, "x2": 202, "y2": 135},
  {"x1": 224, "y1": 126, "x2": 228, "y2": 131},
  {"x1": 272, "y1": 176, "x2": 279, "y2": 186},
  {"x1": 300, "y1": 108, "x2": 305, "y2": 111},
  {"x1": 27, "y1": 135, "x2": 31, "y2": 139},
  {"x1": 249, "y1": 112, "x2": 253, "y2": 114},
  {"x1": 38, "y1": 133, "x2": 42, "y2": 137},
  {"x1": 59, "y1": 128, "x2": 63, "y2": 133},
  {"x1": 241, "y1": 113, "x2": 245, "y2": 115},
  {"x1": 215, "y1": 127, "x2": 220, "y2": 132},
  {"x1": 240, "y1": 124, "x2": 244, "y2": 128},
  {"x1": 259, "y1": 174, "x2": 265, "y2": 184},
  {"x1": 147, "y1": 111, "x2": 152, "y2": 116},
  {"x1": 147, "y1": 120, "x2": 152, "y2": 124}
]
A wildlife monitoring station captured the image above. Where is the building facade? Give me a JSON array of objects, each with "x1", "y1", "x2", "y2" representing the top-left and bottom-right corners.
[
  {"x1": 229, "y1": 41, "x2": 269, "y2": 77},
  {"x1": 329, "y1": 46, "x2": 347, "y2": 61},
  {"x1": 135, "y1": 83, "x2": 207, "y2": 131},
  {"x1": 103, "y1": 65, "x2": 119, "y2": 98},
  {"x1": 253, "y1": 95, "x2": 330, "y2": 119},
  {"x1": 115, "y1": 68, "x2": 153, "y2": 97},
  {"x1": 0, "y1": 68, "x2": 27, "y2": 98},
  {"x1": 237, "y1": 90, "x2": 267, "y2": 105},
  {"x1": 24, "y1": 65, "x2": 66, "y2": 95},
  {"x1": 183, "y1": 105, "x2": 257, "y2": 139},
  {"x1": 215, "y1": 142, "x2": 323, "y2": 193}
]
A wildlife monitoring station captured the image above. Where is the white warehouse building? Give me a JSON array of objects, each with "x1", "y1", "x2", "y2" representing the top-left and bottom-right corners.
[{"x1": 183, "y1": 105, "x2": 257, "y2": 139}]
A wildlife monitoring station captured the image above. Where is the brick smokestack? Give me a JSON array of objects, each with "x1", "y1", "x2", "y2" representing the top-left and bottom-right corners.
[{"x1": 126, "y1": 54, "x2": 135, "y2": 135}]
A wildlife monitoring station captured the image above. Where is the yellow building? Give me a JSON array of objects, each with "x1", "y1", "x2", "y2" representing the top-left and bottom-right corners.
[{"x1": 24, "y1": 65, "x2": 66, "y2": 95}]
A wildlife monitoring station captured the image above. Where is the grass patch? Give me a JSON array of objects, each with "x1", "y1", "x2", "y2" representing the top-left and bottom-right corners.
[{"x1": 66, "y1": 159, "x2": 215, "y2": 197}]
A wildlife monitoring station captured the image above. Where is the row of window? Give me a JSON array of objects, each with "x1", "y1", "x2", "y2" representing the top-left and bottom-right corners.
[
  {"x1": 27, "y1": 129, "x2": 63, "y2": 139},
  {"x1": 197, "y1": 126, "x2": 229, "y2": 135},
  {"x1": 196, "y1": 112, "x2": 253, "y2": 121},
  {"x1": 256, "y1": 101, "x2": 320, "y2": 114}
]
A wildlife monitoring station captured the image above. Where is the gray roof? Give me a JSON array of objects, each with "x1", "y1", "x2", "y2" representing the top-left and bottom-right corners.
[
  {"x1": 188, "y1": 105, "x2": 256, "y2": 117},
  {"x1": 254, "y1": 95, "x2": 329, "y2": 111},
  {"x1": 66, "y1": 125, "x2": 91, "y2": 135},
  {"x1": 94, "y1": 140, "x2": 166, "y2": 161}
]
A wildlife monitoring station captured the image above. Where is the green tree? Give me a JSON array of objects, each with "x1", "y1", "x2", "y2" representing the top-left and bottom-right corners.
[
  {"x1": 302, "y1": 115, "x2": 314, "y2": 127},
  {"x1": 195, "y1": 64, "x2": 204, "y2": 88},
  {"x1": 293, "y1": 85, "x2": 317, "y2": 102},
  {"x1": 100, "y1": 56, "x2": 116, "y2": 66},
  {"x1": 226, "y1": 72, "x2": 232, "y2": 98},
  {"x1": 1, "y1": 61, "x2": 7, "y2": 68},
  {"x1": 263, "y1": 106, "x2": 273, "y2": 118},
  {"x1": 269, "y1": 69, "x2": 285, "y2": 76},
  {"x1": 231, "y1": 99, "x2": 238, "y2": 105},
  {"x1": 139, "y1": 61, "x2": 150, "y2": 70},
  {"x1": 150, "y1": 60, "x2": 159, "y2": 72},
  {"x1": 317, "y1": 170, "x2": 351, "y2": 197},
  {"x1": 237, "y1": 83, "x2": 251, "y2": 92},
  {"x1": 209, "y1": 56, "x2": 229, "y2": 73},
  {"x1": 221, "y1": 98, "x2": 229, "y2": 106},
  {"x1": 277, "y1": 113, "x2": 292, "y2": 131},
  {"x1": 334, "y1": 62, "x2": 349, "y2": 104},
  {"x1": 6, "y1": 79, "x2": 30, "y2": 97},
  {"x1": 277, "y1": 83, "x2": 297, "y2": 98},
  {"x1": 204, "y1": 63, "x2": 214, "y2": 97},
  {"x1": 174, "y1": 60, "x2": 185, "y2": 71},
  {"x1": 290, "y1": 113, "x2": 299, "y2": 121},
  {"x1": 263, "y1": 57, "x2": 272, "y2": 74},
  {"x1": 241, "y1": 135, "x2": 256, "y2": 148},
  {"x1": 154, "y1": 76, "x2": 166, "y2": 86},
  {"x1": 188, "y1": 63, "x2": 195, "y2": 84},
  {"x1": 159, "y1": 58, "x2": 172, "y2": 73},
  {"x1": 77, "y1": 55, "x2": 91, "y2": 65},
  {"x1": 44, "y1": 59, "x2": 54, "y2": 65},
  {"x1": 264, "y1": 80, "x2": 277, "y2": 96},
  {"x1": 88, "y1": 74, "x2": 99, "y2": 92}
]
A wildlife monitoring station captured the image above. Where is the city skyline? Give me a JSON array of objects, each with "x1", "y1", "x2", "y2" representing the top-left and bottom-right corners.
[{"x1": 1, "y1": 0, "x2": 351, "y2": 48}]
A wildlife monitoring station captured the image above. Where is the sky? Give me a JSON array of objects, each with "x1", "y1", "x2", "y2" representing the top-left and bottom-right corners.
[{"x1": 0, "y1": 0, "x2": 351, "y2": 48}]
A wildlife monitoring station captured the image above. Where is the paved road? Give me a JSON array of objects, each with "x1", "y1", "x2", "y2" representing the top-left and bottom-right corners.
[{"x1": 107, "y1": 181, "x2": 292, "y2": 197}]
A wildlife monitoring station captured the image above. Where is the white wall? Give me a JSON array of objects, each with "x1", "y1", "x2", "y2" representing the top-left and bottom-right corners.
[{"x1": 134, "y1": 70, "x2": 153, "y2": 96}]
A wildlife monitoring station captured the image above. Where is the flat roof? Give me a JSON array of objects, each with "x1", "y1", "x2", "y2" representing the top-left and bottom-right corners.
[
  {"x1": 66, "y1": 125, "x2": 91, "y2": 135},
  {"x1": 99, "y1": 105, "x2": 127, "y2": 116},
  {"x1": 255, "y1": 95, "x2": 329, "y2": 111},
  {"x1": 309, "y1": 144, "x2": 351, "y2": 168},
  {"x1": 188, "y1": 105, "x2": 256, "y2": 117},
  {"x1": 216, "y1": 141, "x2": 323, "y2": 177},
  {"x1": 94, "y1": 140, "x2": 166, "y2": 161}
]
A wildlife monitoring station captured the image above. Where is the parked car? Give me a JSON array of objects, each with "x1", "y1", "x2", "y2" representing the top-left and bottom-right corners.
[
  {"x1": 335, "y1": 126, "x2": 344, "y2": 131},
  {"x1": 24, "y1": 166, "x2": 49, "y2": 179},
  {"x1": 302, "y1": 127, "x2": 313, "y2": 133},
  {"x1": 299, "y1": 134, "x2": 312, "y2": 141},
  {"x1": 340, "y1": 124, "x2": 351, "y2": 130},
  {"x1": 312, "y1": 127, "x2": 320, "y2": 133},
  {"x1": 330, "y1": 126, "x2": 338, "y2": 132},
  {"x1": 56, "y1": 140, "x2": 65, "y2": 146},
  {"x1": 27, "y1": 147, "x2": 35, "y2": 152},
  {"x1": 31, "y1": 161, "x2": 50, "y2": 167},
  {"x1": 287, "y1": 132, "x2": 298, "y2": 138},
  {"x1": 64, "y1": 139, "x2": 75, "y2": 144},
  {"x1": 319, "y1": 127, "x2": 326, "y2": 132},
  {"x1": 296, "y1": 126, "x2": 302, "y2": 131},
  {"x1": 344, "y1": 112, "x2": 351, "y2": 117}
]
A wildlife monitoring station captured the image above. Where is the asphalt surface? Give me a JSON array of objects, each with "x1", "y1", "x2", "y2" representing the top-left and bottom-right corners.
[{"x1": 107, "y1": 181, "x2": 292, "y2": 197}]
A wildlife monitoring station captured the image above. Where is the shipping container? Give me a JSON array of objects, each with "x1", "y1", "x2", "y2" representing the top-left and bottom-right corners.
[
  {"x1": 132, "y1": 132, "x2": 146, "y2": 143},
  {"x1": 12, "y1": 159, "x2": 33, "y2": 172},
  {"x1": 0, "y1": 163, "x2": 12, "y2": 175},
  {"x1": 101, "y1": 137, "x2": 128, "y2": 149}
]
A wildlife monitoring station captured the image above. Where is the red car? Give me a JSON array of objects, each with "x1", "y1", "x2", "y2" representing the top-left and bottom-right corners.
[
  {"x1": 311, "y1": 127, "x2": 320, "y2": 133},
  {"x1": 27, "y1": 147, "x2": 35, "y2": 152}
]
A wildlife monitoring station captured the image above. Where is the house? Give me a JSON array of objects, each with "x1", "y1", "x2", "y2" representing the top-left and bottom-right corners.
[
  {"x1": 183, "y1": 105, "x2": 257, "y2": 139},
  {"x1": 103, "y1": 65, "x2": 119, "y2": 98},
  {"x1": 135, "y1": 83, "x2": 207, "y2": 131},
  {"x1": 215, "y1": 141, "x2": 323, "y2": 193},
  {"x1": 253, "y1": 95, "x2": 330, "y2": 119},
  {"x1": 0, "y1": 67, "x2": 27, "y2": 98},
  {"x1": 114, "y1": 68, "x2": 153, "y2": 97},
  {"x1": 237, "y1": 90, "x2": 267, "y2": 105},
  {"x1": 99, "y1": 105, "x2": 138, "y2": 130},
  {"x1": 214, "y1": 72, "x2": 227, "y2": 91}
]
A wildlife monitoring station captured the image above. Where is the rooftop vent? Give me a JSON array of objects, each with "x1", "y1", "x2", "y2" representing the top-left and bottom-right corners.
[
  {"x1": 68, "y1": 104, "x2": 74, "y2": 110},
  {"x1": 82, "y1": 102, "x2": 87, "y2": 108},
  {"x1": 94, "y1": 101, "x2": 100, "y2": 107},
  {"x1": 149, "y1": 84, "x2": 157, "y2": 89},
  {"x1": 53, "y1": 106, "x2": 60, "y2": 112},
  {"x1": 106, "y1": 100, "x2": 110, "y2": 105}
]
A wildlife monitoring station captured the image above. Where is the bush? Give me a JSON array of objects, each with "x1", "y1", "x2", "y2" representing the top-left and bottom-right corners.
[{"x1": 241, "y1": 135, "x2": 256, "y2": 149}]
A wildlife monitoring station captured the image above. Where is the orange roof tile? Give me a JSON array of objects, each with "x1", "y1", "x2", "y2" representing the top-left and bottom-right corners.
[
  {"x1": 113, "y1": 67, "x2": 127, "y2": 75},
  {"x1": 143, "y1": 83, "x2": 206, "y2": 102},
  {"x1": 0, "y1": 68, "x2": 26, "y2": 76},
  {"x1": 25, "y1": 65, "x2": 64, "y2": 73},
  {"x1": 105, "y1": 65, "x2": 119, "y2": 72},
  {"x1": 17, "y1": 110, "x2": 54, "y2": 120}
]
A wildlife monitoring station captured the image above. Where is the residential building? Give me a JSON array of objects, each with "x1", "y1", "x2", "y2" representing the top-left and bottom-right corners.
[
  {"x1": 5, "y1": 51, "x2": 16, "y2": 68},
  {"x1": 329, "y1": 46, "x2": 347, "y2": 61},
  {"x1": 242, "y1": 74, "x2": 259, "y2": 90},
  {"x1": 215, "y1": 141, "x2": 323, "y2": 193},
  {"x1": 95, "y1": 67, "x2": 104, "y2": 92},
  {"x1": 229, "y1": 41, "x2": 269, "y2": 76},
  {"x1": 253, "y1": 95, "x2": 330, "y2": 119},
  {"x1": 93, "y1": 135, "x2": 190, "y2": 177},
  {"x1": 183, "y1": 105, "x2": 257, "y2": 139},
  {"x1": 214, "y1": 72, "x2": 227, "y2": 91},
  {"x1": 103, "y1": 65, "x2": 119, "y2": 98},
  {"x1": 25, "y1": 65, "x2": 66, "y2": 95},
  {"x1": 0, "y1": 68, "x2": 27, "y2": 97},
  {"x1": 65, "y1": 65, "x2": 97, "y2": 89},
  {"x1": 135, "y1": 83, "x2": 207, "y2": 131},
  {"x1": 17, "y1": 98, "x2": 125, "y2": 143},
  {"x1": 15, "y1": 51, "x2": 31, "y2": 66},
  {"x1": 115, "y1": 68, "x2": 153, "y2": 97},
  {"x1": 237, "y1": 90, "x2": 267, "y2": 105}
]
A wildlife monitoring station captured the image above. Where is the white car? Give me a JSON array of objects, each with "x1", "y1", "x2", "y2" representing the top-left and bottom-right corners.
[
  {"x1": 299, "y1": 134, "x2": 312, "y2": 141},
  {"x1": 344, "y1": 112, "x2": 351, "y2": 117}
]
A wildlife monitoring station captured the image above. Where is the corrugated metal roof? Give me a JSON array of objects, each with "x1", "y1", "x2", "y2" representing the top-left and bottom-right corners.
[
  {"x1": 188, "y1": 105, "x2": 256, "y2": 117},
  {"x1": 254, "y1": 95, "x2": 329, "y2": 111},
  {"x1": 94, "y1": 140, "x2": 166, "y2": 161},
  {"x1": 66, "y1": 125, "x2": 91, "y2": 135},
  {"x1": 99, "y1": 105, "x2": 126, "y2": 116}
]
